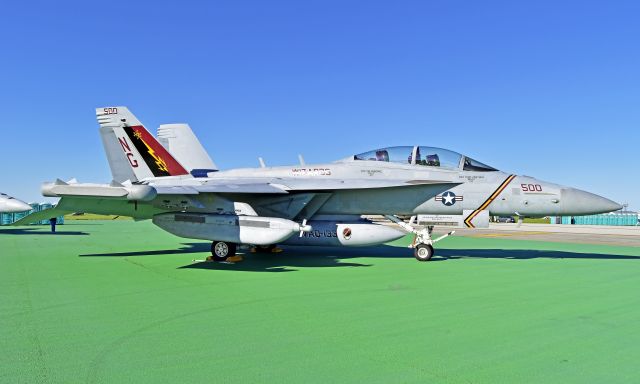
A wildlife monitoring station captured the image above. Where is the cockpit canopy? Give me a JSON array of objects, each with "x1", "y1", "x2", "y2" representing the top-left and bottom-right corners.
[{"x1": 351, "y1": 146, "x2": 497, "y2": 171}]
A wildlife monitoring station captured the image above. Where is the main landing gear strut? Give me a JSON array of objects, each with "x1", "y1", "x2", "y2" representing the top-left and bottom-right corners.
[
  {"x1": 204, "y1": 241, "x2": 281, "y2": 263},
  {"x1": 384, "y1": 215, "x2": 455, "y2": 261}
]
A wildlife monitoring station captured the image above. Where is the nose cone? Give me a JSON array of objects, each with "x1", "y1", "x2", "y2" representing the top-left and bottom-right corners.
[{"x1": 561, "y1": 188, "x2": 622, "y2": 215}]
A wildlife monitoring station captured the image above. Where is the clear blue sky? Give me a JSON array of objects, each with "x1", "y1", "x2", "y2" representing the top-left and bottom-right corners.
[{"x1": 1, "y1": 1, "x2": 638, "y2": 209}]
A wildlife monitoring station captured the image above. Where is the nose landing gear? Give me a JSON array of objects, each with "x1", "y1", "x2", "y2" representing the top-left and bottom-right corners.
[
  {"x1": 384, "y1": 215, "x2": 455, "y2": 261},
  {"x1": 414, "y1": 243, "x2": 434, "y2": 261}
]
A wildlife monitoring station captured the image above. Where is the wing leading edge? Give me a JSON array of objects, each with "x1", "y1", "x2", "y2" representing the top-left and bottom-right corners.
[{"x1": 40, "y1": 178, "x2": 459, "y2": 199}]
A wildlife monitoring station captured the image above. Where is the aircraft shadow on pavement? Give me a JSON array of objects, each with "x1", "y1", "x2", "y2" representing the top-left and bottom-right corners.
[
  {"x1": 80, "y1": 243, "x2": 379, "y2": 271},
  {"x1": 0, "y1": 227, "x2": 89, "y2": 236},
  {"x1": 79, "y1": 243, "x2": 640, "y2": 273},
  {"x1": 434, "y1": 248, "x2": 640, "y2": 261},
  {"x1": 80, "y1": 242, "x2": 212, "y2": 257},
  {"x1": 180, "y1": 245, "x2": 640, "y2": 272},
  {"x1": 179, "y1": 245, "x2": 404, "y2": 272}
]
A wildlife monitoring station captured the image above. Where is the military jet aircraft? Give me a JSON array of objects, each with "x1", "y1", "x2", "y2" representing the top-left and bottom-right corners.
[
  {"x1": 0, "y1": 193, "x2": 31, "y2": 213},
  {"x1": 18, "y1": 106, "x2": 621, "y2": 261}
]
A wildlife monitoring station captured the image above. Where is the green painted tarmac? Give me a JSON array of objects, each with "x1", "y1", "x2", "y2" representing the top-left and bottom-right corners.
[{"x1": 1, "y1": 221, "x2": 639, "y2": 383}]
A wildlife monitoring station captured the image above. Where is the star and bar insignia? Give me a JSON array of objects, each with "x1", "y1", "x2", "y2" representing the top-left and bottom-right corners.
[{"x1": 435, "y1": 191, "x2": 463, "y2": 206}]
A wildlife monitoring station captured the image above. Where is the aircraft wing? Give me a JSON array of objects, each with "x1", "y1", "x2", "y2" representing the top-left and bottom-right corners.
[
  {"x1": 36, "y1": 178, "x2": 460, "y2": 220},
  {"x1": 42, "y1": 178, "x2": 459, "y2": 199},
  {"x1": 40, "y1": 180, "x2": 291, "y2": 200},
  {"x1": 11, "y1": 206, "x2": 72, "y2": 226},
  {"x1": 155, "y1": 183, "x2": 289, "y2": 195},
  {"x1": 184, "y1": 178, "x2": 457, "y2": 193},
  {"x1": 274, "y1": 178, "x2": 456, "y2": 191}
]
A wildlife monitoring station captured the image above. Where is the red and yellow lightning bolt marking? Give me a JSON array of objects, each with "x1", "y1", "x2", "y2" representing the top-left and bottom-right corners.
[{"x1": 133, "y1": 130, "x2": 169, "y2": 172}]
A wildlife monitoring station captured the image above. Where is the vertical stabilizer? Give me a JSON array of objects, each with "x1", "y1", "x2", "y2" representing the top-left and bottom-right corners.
[
  {"x1": 96, "y1": 107, "x2": 189, "y2": 182},
  {"x1": 157, "y1": 123, "x2": 217, "y2": 173}
]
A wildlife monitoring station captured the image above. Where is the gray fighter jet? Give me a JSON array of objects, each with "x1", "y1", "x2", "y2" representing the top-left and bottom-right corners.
[
  {"x1": 0, "y1": 193, "x2": 31, "y2": 213},
  {"x1": 18, "y1": 107, "x2": 621, "y2": 261}
]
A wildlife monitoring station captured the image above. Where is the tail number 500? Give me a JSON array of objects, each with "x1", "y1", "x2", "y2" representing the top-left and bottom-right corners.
[{"x1": 521, "y1": 184, "x2": 542, "y2": 192}]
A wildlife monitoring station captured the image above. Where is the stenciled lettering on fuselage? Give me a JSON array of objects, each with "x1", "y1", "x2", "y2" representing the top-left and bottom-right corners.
[
  {"x1": 459, "y1": 175, "x2": 486, "y2": 183},
  {"x1": 291, "y1": 168, "x2": 332, "y2": 176},
  {"x1": 302, "y1": 229, "x2": 338, "y2": 238},
  {"x1": 361, "y1": 169, "x2": 382, "y2": 176}
]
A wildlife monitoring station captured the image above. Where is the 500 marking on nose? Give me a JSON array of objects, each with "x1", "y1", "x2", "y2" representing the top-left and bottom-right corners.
[{"x1": 521, "y1": 184, "x2": 542, "y2": 192}]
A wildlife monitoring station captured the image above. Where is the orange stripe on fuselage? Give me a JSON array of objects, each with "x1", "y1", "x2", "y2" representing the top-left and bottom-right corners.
[{"x1": 464, "y1": 174, "x2": 516, "y2": 228}]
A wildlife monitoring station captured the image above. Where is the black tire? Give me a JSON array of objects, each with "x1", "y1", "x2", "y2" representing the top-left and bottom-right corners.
[
  {"x1": 211, "y1": 241, "x2": 236, "y2": 261},
  {"x1": 414, "y1": 244, "x2": 434, "y2": 262}
]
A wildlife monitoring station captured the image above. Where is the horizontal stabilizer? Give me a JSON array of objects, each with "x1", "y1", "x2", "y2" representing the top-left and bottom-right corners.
[
  {"x1": 11, "y1": 207, "x2": 72, "y2": 226},
  {"x1": 42, "y1": 181, "x2": 157, "y2": 201}
]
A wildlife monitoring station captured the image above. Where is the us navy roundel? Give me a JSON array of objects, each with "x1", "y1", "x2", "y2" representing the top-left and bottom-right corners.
[{"x1": 436, "y1": 191, "x2": 463, "y2": 206}]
